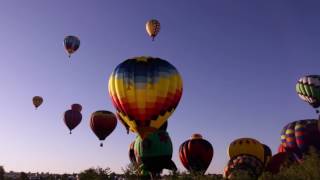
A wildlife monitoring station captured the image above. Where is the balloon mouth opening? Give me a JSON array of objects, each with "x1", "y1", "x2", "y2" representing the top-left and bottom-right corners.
[{"x1": 191, "y1": 134, "x2": 203, "y2": 139}]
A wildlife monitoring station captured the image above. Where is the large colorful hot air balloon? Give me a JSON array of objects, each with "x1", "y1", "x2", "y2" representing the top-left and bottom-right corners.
[
  {"x1": 223, "y1": 155, "x2": 264, "y2": 179},
  {"x1": 146, "y1": 19, "x2": 160, "y2": 41},
  {"x1": 134, "y1": 129, "x2": 177, "y2": 177},
  {"x1": 32, "y1": 96, "x2": 43, "y2": 109},
  {"x1": 90, "y1": 111, "x2": 117, "y2": 147},
  {"x1": 280, "y1": 119, "x2": 320, "y2": 160},
  {"x1": 296, "y1": 75, "x2": 320, "y2": 113},
  {"x1": 63, "y1": 109, "x2": 82, "y2": 134},
  {"x1": 108, "y1": 56, "x2": 183, "y2": 139},
  {"x1": 228, "y1": 138, "x2": 265, "y2": 163},
  {"x1": 71, "y1": 103, "x2": 82, "y2": 112},
  {"x1": 64, "y1": 35, "x2": 80, "y2": 58},
  {"x1": 179, "y1": 134, "x2": 213, "y2": 174},
  {"x1": 262, "y1": 144, "x2": 272, "y2": 167},
  {"x1": 265, "y1": 152, "x2": 296, "y2": 174}
]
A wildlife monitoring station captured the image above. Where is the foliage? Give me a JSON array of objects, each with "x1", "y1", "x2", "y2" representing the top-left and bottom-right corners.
[
  {"x1": 78, "y1": 167, "x2": 112, "y2": 180},
  {"x1": 0, "y1": 166, "x2": 4, "y2": 180}
]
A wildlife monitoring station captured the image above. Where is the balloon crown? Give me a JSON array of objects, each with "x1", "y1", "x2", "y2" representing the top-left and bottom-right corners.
[{"x1": 191, "y1": 133, "x2": 203, "y2": 139}]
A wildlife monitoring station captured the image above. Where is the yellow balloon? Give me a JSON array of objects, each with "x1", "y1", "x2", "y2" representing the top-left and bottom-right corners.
[
  {"x1": 32, "y1": 96, "x2": 43, "y2": 109},
  {"x1": 228, "y1": 138, "x2": 264, "y2": 163},
  {"x1": 146, "y1": 19, "x2": 160, "y2": 41}
]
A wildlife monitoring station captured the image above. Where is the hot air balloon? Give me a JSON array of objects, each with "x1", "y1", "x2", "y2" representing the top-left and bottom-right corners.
[
  {"x1": 71, "y1": 103, "x2": 82, "y2": 112},
  {"x1": 262, "y1": 144, "x2": 272, "y2": 167},
  {"x1": 108, "y1": 56, "x2": 183, "y2": 139},
  {"x1": 296, "y1": 75, "x2": 320, "y2": 113},
  {"x1": 265, "y1": 152, "x2": 296, "y2": 174},
  {"x1": 32, "y1": 96, "x2": 43, "y2": 109},
  {"x1": 179, "y1": 134, "x2": 213, "y2": 174},
  {"x1": 64, "y1": 35, "x2": 80, "y2": 58},
  {"x1": 278, "y1": 144, "x2": 287, "y2": 153},
  {"x1": 63, "y1": 109, "x2": 82, "y2": 134},
  {"x1": 228, "y1": 138, "x2": 265, "y2": 164},
  {"x1": 280, "y1": 119, "x2": 320, "y2": 160},
  {"x1": 223, "y1": 155, "x2": 264, "y2": 179},
  {"x1": 90, "y1": 111, "x2": 117, "y2": 147},
  {"x1": 129, "y1": 141, "x2": 137, "y2": 165},
  {"x1": 134, "y1": 129, "x2": 177, "y2": 177},
  {"x1": 146, "y1": 19, "x2": 160, "y2": 41}
]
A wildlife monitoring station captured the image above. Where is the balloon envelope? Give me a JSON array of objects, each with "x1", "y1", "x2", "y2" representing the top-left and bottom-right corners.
[
  {"x1": 71, "y1": 103, "x2": 82, "y2": 112},
  {"x1": 228, "y1": 138, "x2": 265, "y2": 163},
  {"x1": 146, "y1": 19, "x2": 160, "y2": 41},
  {"x1": 296, "y1": 75, "x2": 320, "y2": 112},
  {"x1": 64, "y1": 35, "x2": 80, "y2": 57},
  {"x1": 32, "y1": 96, "x2": 43, "y2": 108},
  {"x1": 109, "y1": 56, "x2": 183, "y2": 139},
  {"x1": 63, "y1": 109, "x2": 82, "y2": 134}
]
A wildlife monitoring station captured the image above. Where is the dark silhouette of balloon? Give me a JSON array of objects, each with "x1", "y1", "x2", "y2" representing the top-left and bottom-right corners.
[
  {"x1": 265, "y1": 152, "x2": 297, "y2": 174},
  {"x1": 63, "y1": 109, "x2": 82, "y2": 134},
  {"x1": 262, "y1": 144, "x2": 272, "y2": 167},
  {"x1": 281, "y1": 119, "x2": 320, "y2": 160},
  {"x1": 146, "y1": 19, "x2": 160, "y2": 41},
  {"x1": 64, "y1": 35, "x2": 80, "y2": 58},
  {"x1": 71, "y1": 103, "x2": 82, "y2": 112},
  {"x1": 179, "y1": 134, "x2": 213, "y2": 174},
  {"x1": 109, "y1": 56, "x2": 183, "y2": 139},
  {"x1": 90, "y1": 110, "x2": 117, "y2": 147},
  {"x1": 32, "y1": 96, "x2": 43, "y2": 109}
]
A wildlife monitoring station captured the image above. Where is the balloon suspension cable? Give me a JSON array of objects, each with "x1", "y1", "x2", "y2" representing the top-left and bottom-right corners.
[{"x1": 100, "y1": 142, "x2": 103, "y2": 147}]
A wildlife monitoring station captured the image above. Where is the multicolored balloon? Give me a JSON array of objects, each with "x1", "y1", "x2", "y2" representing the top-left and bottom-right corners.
[
  {"x1": 63, "y1": 109, "x2": 82, "y2": 134},
  {"x1": 179, "y1": 134, "x2": 213, "y2": 174},
  {"x1": 90, "y1": 111, "x2": 117, "y2": 147},
  {"x1": 280, "y1": 119, "x2": 320, "y2": 159},
  {"x1": 228, "y1": 138, "x2": 265, "y2": 163},
  {"x1": 134, "y1": 129, "x2": 177, "y2": 176},
  {"x1": 71, "y1": 103, "x2": 82, "y2": 112},
  {"x1": 32, "y1": 96, "x2": 43, "y2": 109},
  {"x1": 296, "y1": 75, "x2": 320, "y2": 113},
  {"x1": 146, "y1": 19, "x2": 160, "y2": 41},
  {"x1": 64, "y1": 35, "x2": 80, "y2": 58},
  {"x1": 109, "y1": 56, "x2": 183, "y2": 139}
]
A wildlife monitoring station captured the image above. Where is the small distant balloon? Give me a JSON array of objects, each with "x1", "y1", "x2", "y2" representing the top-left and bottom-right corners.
[
  {"x1": 90, "y1": 111, "x2": 117, "y2": 147},
  {"x1": 64, "y1": 35, "x2": 80, "y2": 58},
  {"x1": 63, "y1": 109, "x2": 82, "y2": 134},
  {"x1": 296, "y1": 75, "x2": 320, "y2": 113},
  {"x1": 71, "y1": 103, "x2": 82, "y2": 112},
  {"x1": 146, "y1": 19, "x2": 160, "y2": 41},
  {"x1": 32, "y1": 96, "x2": 43, "y2": 109}
]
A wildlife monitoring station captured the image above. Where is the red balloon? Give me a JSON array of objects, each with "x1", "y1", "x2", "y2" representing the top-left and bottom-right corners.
[
  {"x1": 64, "y1": 110, "x2": 82, "y2": 134},
  {"x1": 179, "y1": 134, "x2": 213, "y2": 174},
  {"x1": 71, "y1": 103, "x2": 82, "y2": 112},
  {"x1": 90, "y1": 110, "x2": 117, "y2": 147}
]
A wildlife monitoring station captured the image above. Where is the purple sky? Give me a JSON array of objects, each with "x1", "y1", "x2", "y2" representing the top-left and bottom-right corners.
[{"x1": 0, "y1": 0, "x2": 320, "y2": 174}]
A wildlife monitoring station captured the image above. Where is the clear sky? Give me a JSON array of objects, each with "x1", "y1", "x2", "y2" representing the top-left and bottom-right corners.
[{"x1": 0, "y1": 0, "x2": 320, "y2": 175}]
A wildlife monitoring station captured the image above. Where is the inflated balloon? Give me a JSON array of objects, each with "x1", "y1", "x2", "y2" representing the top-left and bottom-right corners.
[
  {"x1": 63, "y1": 109, "x2": 82, "y2": 134},
  {"x1": 90, "y1": 111, "x2": 117, "y2": 147},
  {"x1": 134, "y1": 129, "x2": 177, "y2": 176},
  {"x1": 280, "y1": 119, "x2": 320, "y2": 159},
  {"x1": 71, "y1": 103, "x2": 82, "y2": 112},
  {"x1": 223, "y1": 155, "x2": 263, "y2": 179},
  {"x1": 265, "y1": 152, "x2": 296, "y2": 174},
  {"x1": 32, "y1": 96, "x2": 43, "y2": 109},
  {"x1": 109, "y1": 56, "x2": 183, "y2": 139},
  {"x1": 64, "y1": 35, "x2": 80, "y2": 58},
  {"x1": 278, "y1": 144, "x2": 287, "y2": 153},
  {"x1": 146, "y1": 19, "x2": 160, "y2": 41},
  {"x1": 179, "y1": 134, "x2": 213, "y2": 174},
  {"x1": 296, "y1": 75, "x2": 320, "y2": 113},
  {"x1": 228, "y1": 138, "x2": 265, "y2": 163},
  {"x1": 262, "y1": 144, "x2": 272, "y2": 167}
]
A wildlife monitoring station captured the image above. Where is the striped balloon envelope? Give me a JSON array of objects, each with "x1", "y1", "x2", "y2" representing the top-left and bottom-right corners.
[
  {"x1": 280, "y1": 119, "x2": 320, "y2": 159},
  {"x1": 296, "y1": 75, "x2": 320, "y2": 113},
  {"x1": 108, "y1": 56, "x2": 183, "y2": 139}
]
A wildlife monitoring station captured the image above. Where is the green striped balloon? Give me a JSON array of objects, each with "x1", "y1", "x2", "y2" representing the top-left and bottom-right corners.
[{"x1": 296, "y1": 75, "x2": 320, "y2": 113}]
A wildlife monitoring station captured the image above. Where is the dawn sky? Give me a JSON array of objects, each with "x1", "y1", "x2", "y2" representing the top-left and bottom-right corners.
[{"x1": 0, "y1": 0, "x2": 320, "y2": 174}]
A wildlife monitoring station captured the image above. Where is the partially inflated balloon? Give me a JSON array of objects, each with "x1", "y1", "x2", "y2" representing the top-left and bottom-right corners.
[
  {"x1": 32, "y1": 96, "x2": 43, "y2": 109},
  {"x1": 146, "y1": 19, "x2": 160, "y2": 41},
  {"x1": 179, "y1": 134, "x2": 213, "y2": 174},
  {"x1": 64, "y1": 35, "x2": 80, "y2": 58},
  {"x1": 64, "y1": 109, "x2": 82, "y2": 134},
  {"x1": 90, "y1": 111, "x2": 117, "y2": 147},
  {"x1": 71, "y1": 103, "x2": 82, "y2": 112},
  {"x1": 280, "y1": 119, "x2": 320, "y2": 159},
  {"x1": 228, "y1": 138, "x2": 265, "y2": 163},
  {"x1": 109, "y1": 56, "x2": 183, "y2": 139},
  {"x1": 296, "y1": 75, "x2": 320, "y2": 113}
]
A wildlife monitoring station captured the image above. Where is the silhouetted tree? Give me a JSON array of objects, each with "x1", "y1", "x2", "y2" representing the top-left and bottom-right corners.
[{"x1": 0, "y1": 166, "x2": 4, "y2": 180}]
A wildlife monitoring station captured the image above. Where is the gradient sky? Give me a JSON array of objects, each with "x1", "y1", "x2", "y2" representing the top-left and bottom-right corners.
[{"x1": 0, "y1": 0, "x2": 320, "y2": 175}]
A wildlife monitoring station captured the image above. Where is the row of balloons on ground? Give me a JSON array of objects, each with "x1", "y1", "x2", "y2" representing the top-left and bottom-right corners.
[{"x1": 63, "y1": 19, "x2": 161, "y2": 57}]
